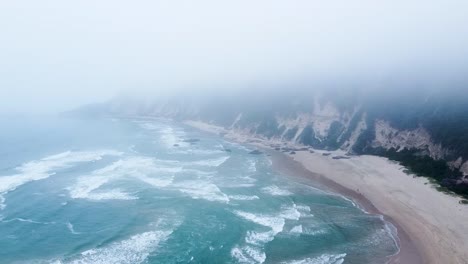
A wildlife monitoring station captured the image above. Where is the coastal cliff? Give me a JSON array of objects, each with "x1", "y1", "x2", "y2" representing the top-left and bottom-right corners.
[{"x1": 74, "y1": 88, "x2": 468, "y2": 197}]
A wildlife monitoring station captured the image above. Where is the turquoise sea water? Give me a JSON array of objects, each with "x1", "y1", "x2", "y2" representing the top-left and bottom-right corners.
[{"x1": 0, "y1": 116, "x2": 398, "y2": 264}]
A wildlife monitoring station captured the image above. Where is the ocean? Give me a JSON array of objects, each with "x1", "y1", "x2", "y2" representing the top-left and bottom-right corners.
[{"x1": 0, "y1": 116, "x2": 399, "y2": 264}]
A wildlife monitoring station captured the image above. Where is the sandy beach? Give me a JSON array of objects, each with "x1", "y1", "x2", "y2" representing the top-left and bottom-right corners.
[{"x1": 186, "y1": 120, "x2": 468, "y2": 264}]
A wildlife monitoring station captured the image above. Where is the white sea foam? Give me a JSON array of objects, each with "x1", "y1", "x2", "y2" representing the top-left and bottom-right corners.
[
  {"x1": 0, "y1": 150, "x2": 122, "y2": 209},
  {"x1": 81, "y1": 189, "x2": 137, "y2": 201},
  {"x1": 68, "y1": 157, "x2": 174, "y2": 201},
  {"x1": 138, "y1": 175, "x2": 174, "y2": 188},
  {"x1": 247, "y1": 160, "x2": 257, "y2": 173},
  {"x1": 296, "y1": 205, "x2": 311, "y2": 214},
  {"x1": 233, "y1": 203, "x2": 308, "y2": 263},
  {"x1": 234, "y1": 204, "x2": 306, "y2": 246},
  {"x1": 13, "y1": 218, "x2": 44, "y2": 224},
  {"x1": 68, "y1": 155, "x2": 231, "y2": 203},
  {"x1": 189, "y1": 156, "x2": 230, "y2": 167},
  {"x1": 302, "y1": 227, "x2": 328, "y2": 236},
  {"x1": 242, "y1": 176, "x2": 258, "y2": 184},
  {"x1": 234, "y1": 211, "x2": 285, "y2": 235},
  {"x1": 222, "y1": 183, "x2": 256, "y2": 188},
  {"x1": 382, "y1": 216, "x2": 401, "y2": 258},
  {"x1": 159, "y1": 126, "x2": 186, "y2": 148},
  {"x1": 231, "y1": 247, "x2": 253, "y2": 263},
  {"x1": 225, "y1": 142, "x2": 251, "y2": 152},
  {"x1": 174, "y1": 148, "x2": 226, "y2": 155},
  {"x1": 0, "y1": 217, "x2": 55, "y2": 225},
  {"x1": 231, "y1": 245, "x2": 266, "y2": 264},
  {"x1": 244, "y1": 246, "x2": 266, "y2": 263},
  {"x1": 280, "y1": 204, "x2": 301, "y2": 221},
  {"x1": 0, "y1": 196, "x2": 5, "y2": 210},
  {"x1": 0, "y1": 150, "x2": 122, "y2": 194},
  {"x1": 233, "y1": 205, "x2": 302, "y2": 253},
  {"x1": 59, "y1": 230, "x2": 174, "y2": 264},
  {"x1": 174, "y1": 180, "x2": 230, "y2": 203},
  {"x1": 139, "y1": 122, "x2": 160, "y2": 131},
  {"x1": 290, "y1": 225, "x2": 303, "y2": 234},
  {"x1": 69, "y1": 175, "x2": 110, "y2": 200},
  {"x1": 282, "y1": 253, "x2": 347, "y2": 264},
  {"x1": 128, "y1": 145, "x2": 138, "y2": 154},
  {"x1": 229, "y1": 195, "x2": 260, "y2": 201},
  {"x1": 181, "y1": 169, "x2": 215, "y2": 178},
  {"x1": 67, "y1": 222, "x2": 81, "y2": 235},
  {"x1": 356, "y1": 217, "x2": 400, "y2": 256},
  {"x1": 68, "y1": 173, "x2": 137, "y2": 201},
  {"x1": 245, "y1": 230, "x2": 277, "y2": 245},
  {"x1": 192, "y1": 148, "x2": 226, "y2": 155},
  {"x1": 153, "y1": 158, "x2": 182, "y2": 166},
  {"x1": 261, "y1": 185, "x2": 292, "y2": 196}
]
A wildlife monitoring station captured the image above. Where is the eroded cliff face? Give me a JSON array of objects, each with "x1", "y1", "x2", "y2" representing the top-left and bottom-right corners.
[
  {"x1": 372, "y1": 120, "x2": 450, "y2": 160},
  {"x1": 112, "y1": 95, "x2": 459, "y2": 156},
  {"x1": 221, "y1": 98, "x2": 363, "y2": 151},
  {"x1": 460, "y1": 161, "x2": 468, "y2": 176},
  {"x1": 93, "y1": 92, "x2": 468, "y2": 183}
]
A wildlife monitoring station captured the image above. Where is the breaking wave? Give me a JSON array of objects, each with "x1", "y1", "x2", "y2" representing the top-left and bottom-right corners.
[
  {"x1": 261, "y1": 185, "x2": 293, "y2": 196},
  {"x1": 189, "y1": 156, "x2": 230, "y2": 167},
  {"x1": 68, "y1": 156, "x2": 175, "y2": 201},
  {"x1": 55, "y1": 230, "x2": 174, "y2": 264},
  {"x1": 0, "y1": 150, "x2": 122, "y2": 209},
  {"x1": 174, "y1": 180, "x2": 230, "y2": 203},
  {"x1": 281, "y1": 253, "x2": 347, "y2": 264}
]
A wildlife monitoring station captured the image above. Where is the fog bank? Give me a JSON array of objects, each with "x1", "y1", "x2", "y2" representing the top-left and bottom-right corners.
[{"x1": 1, "y1": 0, "x2": 468, "y2": 113}]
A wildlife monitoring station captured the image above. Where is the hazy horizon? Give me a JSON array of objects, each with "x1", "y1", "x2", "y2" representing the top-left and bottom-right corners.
[
  {"x1": 1, "y1": 0, "x2": 468, "y2": 113},
  {"x1": 2, "y1": 3, "x2": 468, "y2": 262}
]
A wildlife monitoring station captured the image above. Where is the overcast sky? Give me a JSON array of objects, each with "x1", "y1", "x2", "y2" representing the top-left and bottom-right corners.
[{"x1": 1, "y1": 0, "x2": 468, "y2": 113}]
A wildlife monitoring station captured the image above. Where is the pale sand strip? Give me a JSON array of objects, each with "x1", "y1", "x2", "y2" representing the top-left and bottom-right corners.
[
  {"x1": 290, "y1": 151, "x2": 468, "y2": 264},
  {"x1": 185, "y1": 120, "x2": 468, "y2": 264}
]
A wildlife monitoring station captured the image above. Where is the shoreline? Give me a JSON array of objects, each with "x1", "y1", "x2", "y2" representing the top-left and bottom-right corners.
[
  {"x1": 266, "y1": 149, "x2": 420, "y2": 264},
  {"x1": 184, "y1": 120, "x2": 468, "y2": 264}
]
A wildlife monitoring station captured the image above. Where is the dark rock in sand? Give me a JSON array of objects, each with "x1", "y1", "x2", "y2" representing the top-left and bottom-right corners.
[
  {"x1": 274, "y1": 147, "x2": 281, "y2": 151},
  {"x1": 332, "y1": 156, "x2": 351, "y2": 160},
  {"x1": 290, "y1": 151, "x2": 296, "y2": 155},
  {"x1": 322, "y1": 153, "x2": 331, "y2": 156},
  {"x1": 249, "y1": 150, "x2": 263, "y2": 155},
  {"x1": 441, "y1": 179, "x2": 468, "y2": 194},
  {"x1": 309, "y1": 150, "x2": 315, "y2": 153},
  {"x1": 173, "y1": 144, "x2": 179, "y2": 147}
]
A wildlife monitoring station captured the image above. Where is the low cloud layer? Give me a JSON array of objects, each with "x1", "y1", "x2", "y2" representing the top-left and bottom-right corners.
[{"x1": 1, "y1": 0, "x2": 468, "y2": 113}]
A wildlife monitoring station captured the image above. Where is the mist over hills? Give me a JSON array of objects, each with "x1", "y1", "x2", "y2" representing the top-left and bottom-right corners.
[{"x1": 71, "y1": 85, "x2": 468, "y2": 197}]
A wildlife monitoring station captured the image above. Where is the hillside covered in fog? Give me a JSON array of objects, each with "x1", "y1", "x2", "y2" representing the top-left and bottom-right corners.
[{"x1": 73, "y1": 86, "x2": 468, "y2": 197}]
